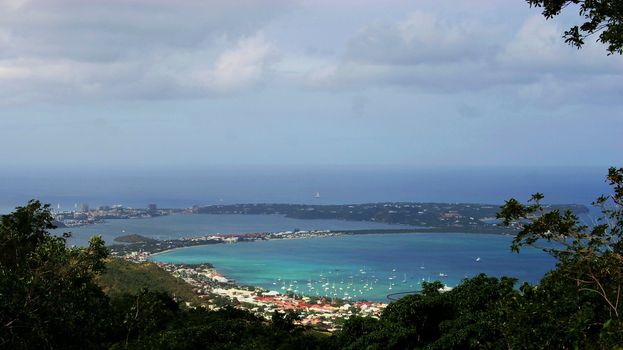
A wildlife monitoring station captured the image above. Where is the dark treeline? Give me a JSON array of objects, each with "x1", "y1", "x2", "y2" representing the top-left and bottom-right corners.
[{"x1": 1, "y1": 167, "x2": 623, "y2": 349}]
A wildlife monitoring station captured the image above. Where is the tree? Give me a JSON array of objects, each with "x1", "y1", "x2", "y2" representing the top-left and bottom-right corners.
[
  {"x1": 334, "y1": 277, "x2": 519, "y2": 349},
  {"x1": 527, "y1": 0, "x2": 623, "y2": 54},
  {"x1": 271, "y1": 310, "x2": 301, "y2": 332},
  {"x1": 0, "y1": 201, "x2": 338, "y2": 349},
  {"x1": 110, "y1": 289, "x2": 180, "y2": 347},
  {"x1": 0, "y1": 201, "x2": 111, "y2": 349},
  {"x1": 498, "y1": 167, "x2": 623, "y2": 347}
]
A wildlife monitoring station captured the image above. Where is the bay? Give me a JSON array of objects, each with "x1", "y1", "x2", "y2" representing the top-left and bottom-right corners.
[{"x1": 151, "y1": 233, "x2": 555, "y2": 301}]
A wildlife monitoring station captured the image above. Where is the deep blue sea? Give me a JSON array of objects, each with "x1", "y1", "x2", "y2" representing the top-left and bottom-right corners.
[
  {"x1": 151, "y1": 233, "x2": 554, "y2": 301},
  {"x1": 0, "y1": 166, "x2": 611, "y2": 211}
]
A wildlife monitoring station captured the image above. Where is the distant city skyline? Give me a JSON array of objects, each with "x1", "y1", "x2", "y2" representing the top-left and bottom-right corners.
[{"x1": 0, "y1": 0, "x2": 621, "y2": 169}]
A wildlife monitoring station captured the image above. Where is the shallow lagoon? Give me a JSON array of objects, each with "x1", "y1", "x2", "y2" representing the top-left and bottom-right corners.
[{"x1": 151, "y1": 232, "x2": 554, "y2": 301}]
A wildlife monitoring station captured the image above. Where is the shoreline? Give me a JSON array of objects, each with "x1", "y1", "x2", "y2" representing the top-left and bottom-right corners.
[
  {"x1": 141, "y1": 228, "x2": 514, "y2": 259},
  {"x1": 114, "y1": 228, "x2": 554, "y2": 330},
  {"x1": 123, "y1": 228, "x2": 517, "y2": 288},
  {"x1": 52, "y1": 200, "x2": 558, "y2": 235},
  {"x1": 144, "y1": 230, "x2": 511, "y2": 264},
  {"x1": 131, "y1": 250, "x2": 391, "y2": 331},
  {"x1": 111, "y1": 227, "x2": 529, "y2": 310},
  {"x1": 143, "y1": 231, "x2": 481, "y2": 300},
  {"x1": 148, "y1": 244, "x2": 202, "y2": 258}
]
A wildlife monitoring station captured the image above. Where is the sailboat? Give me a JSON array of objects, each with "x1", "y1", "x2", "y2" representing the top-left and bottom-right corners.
[{"x1": 314, "y1": 191, "x2": 321, "y2": 199}]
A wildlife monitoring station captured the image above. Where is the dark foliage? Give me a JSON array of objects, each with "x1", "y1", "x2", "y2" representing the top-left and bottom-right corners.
[
  {"x1": 497, "y1": 166, "x2": 623, "y2": 348},
  {"x1": 527, "y1": 0, "x2": 623, "y2": 54}
]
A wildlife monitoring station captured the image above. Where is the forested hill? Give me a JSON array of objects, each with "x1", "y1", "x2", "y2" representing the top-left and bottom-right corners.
[
  {"x1": 95, "y1": 259, "x2": 199, "y2": 302},
  {"x1": 196, "y1": 202, "x2": 588, "y2": 230}
]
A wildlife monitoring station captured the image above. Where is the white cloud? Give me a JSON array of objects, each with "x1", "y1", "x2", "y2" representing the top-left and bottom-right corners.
[
  {"x1": 496, "y1": 15, "x2": 623, "y2": 74},
  {"x1": 0, "y1": 34, "x2": 278, "y2": 103},
  {"x1": 205, "y1": 35, "x2": 276, "y2": 93},
  {"x1": 0, "y1": 0, "x2": 31, "y2": 11},
  {"x1": 497, "y1": 16, "x2": 565, "y2": 69}
]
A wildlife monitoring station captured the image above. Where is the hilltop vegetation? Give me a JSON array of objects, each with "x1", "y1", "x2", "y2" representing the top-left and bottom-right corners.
[
  {"x1": 0, "y1": 201, "x2": 333, "y2": 349},
  {"x1": 96, "y1": 258, "x2": 199, "y2": 303}
]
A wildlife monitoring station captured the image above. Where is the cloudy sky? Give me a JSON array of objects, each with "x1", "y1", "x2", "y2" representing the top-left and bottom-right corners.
[{"x1": 0, "y1": 0, "x2": 621, "y2": 169}]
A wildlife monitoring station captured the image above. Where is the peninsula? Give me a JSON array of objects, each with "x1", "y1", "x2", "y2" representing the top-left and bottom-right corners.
[{"x1": 194, "y1": 202, "x2": 588, "y2": 231}]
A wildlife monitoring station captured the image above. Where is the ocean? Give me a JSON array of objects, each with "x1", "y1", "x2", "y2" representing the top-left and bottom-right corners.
[{"x1": 0, "y1": 166, "x2": 611, "y2": 211}]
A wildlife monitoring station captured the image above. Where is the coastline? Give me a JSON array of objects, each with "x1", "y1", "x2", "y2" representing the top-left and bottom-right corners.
[
  {"x1": 126, "y1": 245, "x2": 390, "y2": 331},
  {"x1": 53, "y1": 200, "x2": 553, "y2": 235},
  {"x1": 113, "y1": 228, "x2": 557, "y2": 330},
  {"x1": 147, "y1": 230, "x2": 503, "y2": 260},
  {"x1": 121, "y1": 228, "x2": 517, "y2": 299}
]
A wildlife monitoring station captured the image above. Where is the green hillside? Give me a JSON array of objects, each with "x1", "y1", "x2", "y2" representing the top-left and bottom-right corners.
[{"x1": 96, "y1": 258, "x2": 199, "y2": 304}]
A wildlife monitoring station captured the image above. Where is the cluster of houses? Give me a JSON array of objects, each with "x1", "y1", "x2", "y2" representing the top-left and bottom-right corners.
[{"x1": 151, "y1": 261, "x2": 387, "y2": 331}]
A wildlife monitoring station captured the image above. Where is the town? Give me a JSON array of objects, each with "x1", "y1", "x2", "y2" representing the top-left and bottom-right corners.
[
  {"x1": 52, "y1": 203, "x2": 190, "y2": 227},
  {"x1": 115, "y1": 234, "x2": 388, "y2": 332},
  {"x1": 155, "y1": 262, "x2": 387, "y2": 331}
]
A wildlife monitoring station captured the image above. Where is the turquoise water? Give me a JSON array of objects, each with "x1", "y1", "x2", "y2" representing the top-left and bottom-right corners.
[
  {"x1": 53, "y1": 214, "x2": 415, "y2": 246},
  {"x1": 151, "y1": 233, "x2": 555, "y2": 301}
]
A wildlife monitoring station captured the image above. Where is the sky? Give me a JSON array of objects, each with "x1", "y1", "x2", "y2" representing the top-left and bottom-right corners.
[{"x1": 0, "y1": 0, "x2": 621, "y2": 170}]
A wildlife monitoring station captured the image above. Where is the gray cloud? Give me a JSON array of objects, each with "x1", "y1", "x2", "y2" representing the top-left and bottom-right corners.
[
  {"x1": 0, "y1": 0, "x2": 291, "y2": 61},
  {"x1": 0, "y1": 0, "x2": 290, "y2": 103},
  {"x1": 457, "y1": 103, "x2": 481, "y2": 119},
  {"x1": 350, "y1": 95, "x2": 367, "y2": 119},
  {"x1": 0, "y1": 1, "x2": 622, "y2": 109},
  {"x1": 345, "y1": 11, "x2": 498, "y2": 65},
  {"x1": 303, "y1": 11, "x2": 623, "y2": 110}
]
